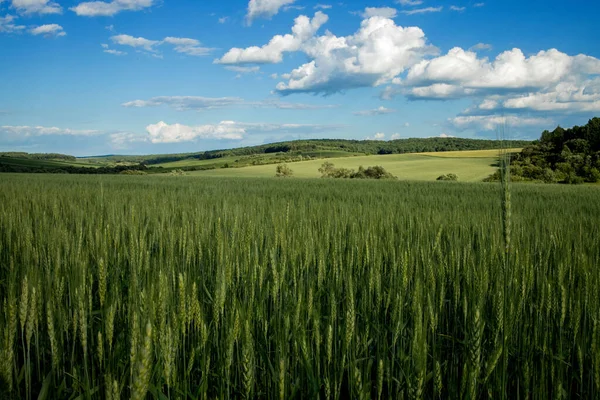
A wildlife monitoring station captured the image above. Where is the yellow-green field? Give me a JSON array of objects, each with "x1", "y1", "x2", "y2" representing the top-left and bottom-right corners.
[{"x1": 188, "y1": 149, "x2": 519, "y2": 181}]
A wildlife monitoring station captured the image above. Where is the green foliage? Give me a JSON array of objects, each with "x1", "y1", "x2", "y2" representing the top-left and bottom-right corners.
[
  {"x1": 488, "y1": 117, "x2": 600, "y2": 183},
  {"x1": 319, "y1": 162, "x2": 397, "y2": 179},
  {"x1": 0, "y1": 152, "x2": 76, "y2": 161},
  {"x1": 436, "y1": 173, "x2": 458, "y2": 181},
  {"x1": 275, "y1": 164, "x2": 293, "y2": 177},
  {"x1": 0, "y1": 156, "x2": 148, "y2": 174},
  {"x1": 86, "y1": 137, "x2": 532, "y2": 166},
  {"x1": 1, "y1": 175, "x2": 599, "y2": 398}
]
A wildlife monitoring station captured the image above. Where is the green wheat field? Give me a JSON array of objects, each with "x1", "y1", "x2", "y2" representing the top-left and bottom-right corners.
[{"x1": 1, "y1": 173, "x2": 599, "y2": 399}]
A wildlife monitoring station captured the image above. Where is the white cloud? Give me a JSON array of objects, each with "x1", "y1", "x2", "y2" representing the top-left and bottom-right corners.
[
  {"x1": 122, "y1": 96, "x2": 337, "y2": 111},
  {"x1": 469, "y1": 42, "x2": 492, "y2": 51},
  {"x1": 367, "y1": 132, "x2": 386, "y2": 140},
  {"x1": 109, "y1": 131, "x2": 146, "y2": 148},
  {"x1": 396, "y1": 0, "x2": 423, "y2": 5},
  {"x1": 146, "y1": 121, "x2": 245, "y2": 143},
  {"x1": 111, "y1": 34, "x2": 159, "y2": 51},
  {"x1": 216, "y1": 12, "x2": 328, "y2": 64},
  {"x1": 218, "y1": 16, "x2": 229, "y2": 23},
  {"x1": 145, "y1": 120, "x2": 341, "y2": 143},
  {"x1": 104, "y1": 48, "x2": 127, "y2": 55},
  {"x1": 390, "y1": 133, "x2": 401, "y2": 139},
  {"x1": 404, "y1": 46, "x2": 600, "y2": 114},
  {"x1": 109, "y1": 34, "x2": 212, "y2": 56},
  {"x1": 407, "y1": 83, "x2": 476, "y2": 99},
  {"x1": 246, "y1": 0, "x2": 296, "y2": 25},
  {"x1": 274, "y1": 15, "x2": 437, "y2": 94},
  {"x1": 1, "y1": 125, "x2": 100, "y2": 137},
  {"x1": 29, "y1": 23, "x2": 65, "y2": 37},
  {"x1": 360, "y1": 7, "x2": 397, "y2": 19},
  {"x1": 71, "y1": 0, "x2": 153, "y2": 17},
  {"x1": 474, "y1": 2, "x2": 484, "y2": 7},
  {"x1": 401, "y1": 7, "x2": 443, "y2": 15},
  {"x1": 314, "y1": 4, "x2": 331, "y2": 9},
  {"x1": 283, "y1": 4, "x2": 304, "y2": 11},
  {"x1": 225, "y1": 66, "x2": 260, "y2": 73},
  {"x1": 450, "y1": 115, "x2": 552, "y2": 131},
  {"x1": 0, "y1": 14, "x2": 25, "y2": 33},
  {"x1": 163, "y1": 37, "x2": 213, "y2": 56},
  {"x1": 353, "y1": 106, "x2": 395, "y2": 116},
  {"x1": 123, "y1": 96, "x2": 244, "y2": 110},
  {"x1": 10, "y1": 0, "x2": 61, "y2": 15},
  {"x1": 450, "y1": 5, "x2": 465, "y2": 11},
  {"x1": 439, "y1": 133, "x2": 455, "y2": 138},
  {"x1": 407, "y1": 47, "x2": 600, "y2": 91}
]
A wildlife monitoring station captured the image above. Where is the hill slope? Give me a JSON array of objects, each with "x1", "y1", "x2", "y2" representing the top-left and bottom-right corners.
[{"x1": 188, "y1": 149, "x2": 518, "y2": 182}]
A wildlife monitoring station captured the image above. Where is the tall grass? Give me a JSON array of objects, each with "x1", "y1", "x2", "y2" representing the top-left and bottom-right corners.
[{"x1": 0, "y1": 174, "x2": 599, "y2": 398}]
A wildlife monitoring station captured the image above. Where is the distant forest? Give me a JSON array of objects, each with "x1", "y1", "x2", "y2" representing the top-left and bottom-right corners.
[
  {"x1": 486, "y1": 118, "x2": 600, "y2": 183},
  {"x1": 98, "y1": 137, "x2": 532, "y2": 165}
]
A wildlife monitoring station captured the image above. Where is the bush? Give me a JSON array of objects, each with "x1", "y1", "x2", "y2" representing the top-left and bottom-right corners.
[
  {"x1": 275, "y1": 164, "x2": 293, "y2": 177},
  {"x1": 436, "y1": 173, "x2": 458, "y2": 181},
  {"x1": 319, "y1": 163, "x2": 397, "y2": 180}
]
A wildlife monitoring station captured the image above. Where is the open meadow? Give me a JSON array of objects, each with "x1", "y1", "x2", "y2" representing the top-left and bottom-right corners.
[
  {"x1": 187, "y1": 149, "x2": 520, "y2": 181},
  {"x1": 1, "y1": 173, "x2": 599, "y2": 399}
]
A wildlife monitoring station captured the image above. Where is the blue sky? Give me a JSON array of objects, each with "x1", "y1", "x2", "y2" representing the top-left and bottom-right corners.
[{"x1": 0, "y1": 0, "x2": 599, "y2": 156}]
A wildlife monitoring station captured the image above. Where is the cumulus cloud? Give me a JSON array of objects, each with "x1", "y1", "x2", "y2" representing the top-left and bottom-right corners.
[
  {"x1": 407, "y1": 83, "x2": 476, "y2": 100},
  {"x1": 162, "y1": 37, "x2": 213, "y2": 56},
  {"x1": 401, "y1": 7, "x2": 443, "y2": 15},
  {"x1": 122, "y1": 95, "x2": 337, "y2": 111},
  {"x1": 1, "y1": 125, "x2": 100, "y2": 137},
  {"x1": 146, "y1": 121, "x2": 245, "y2": 143},
  {"x1": 10, "y1": 0, "x2": 61, "y2": 15},
  {"x1": 405, "y1": 47, "x2": 600, "y2": 115},
  {"x1": 218, "y1": 12, "x2": 438, "y2": 94},
  {"x1": 246, "y1": 0, "x2": 296, "y2": 25},
  {"x1": 30, "y1": 24, "x2": 65, "y2": 37},
  {"x1": 367, "y1": 132, "x2": 386, "y2": 140},
  {"x1": 438, "y1": 133, "x2": 455, "y2": 138},
  {"x1": 216, "y1": 12, "x2": 328, "y2": 64},
  {"x1": 71, "y1": 0, "x2": 153, "y2": 17},
  {"x1": 390, "y1": 133, "x2": 401, "y2": 139},
  {"x1": 0, "y1": 14, "x2": 25, "y2": 33},
  {"x1": 144, "y1": 120, "x2": 342, "y2": 143},
  {"x1": 360, "y1": 7, "x2": 397, "y2": 18},
  {"x1": 353, "y1": 106, "x2": 395, "y2": 116},
  {"x1": 274, "y1": 15, "x2": 437, "y2": 95},
  {"x1": 111, "y1": 34, "x2": 159, "y2": 51}
]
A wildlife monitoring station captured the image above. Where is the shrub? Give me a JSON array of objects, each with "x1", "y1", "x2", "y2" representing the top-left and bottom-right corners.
[
  {"x1": 275, "y1": 164, "x2": 293, "y2": 177},
  {"x1": 436, "y1": 173, "x2": 458, "y2": 181}
]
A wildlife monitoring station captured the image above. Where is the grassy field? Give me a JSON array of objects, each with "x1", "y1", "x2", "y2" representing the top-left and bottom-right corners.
[
  {"x1": 152, "y1": 150, "x2": 365, "y2": 170},
  {"x1": 188, "y1": 149, "x2": 517, "y2": 181},
  {"x1": 0, "y1": 173, "x2": 599, "y2": 399}
]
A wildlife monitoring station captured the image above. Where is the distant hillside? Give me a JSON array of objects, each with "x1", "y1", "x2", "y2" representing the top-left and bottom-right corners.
[
  {"x1": 84, "y1": 137, "x2": 533, "y2": 166},
  {"x1": 1, "y1": 137, "x2": 532, "y2": 175}
]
